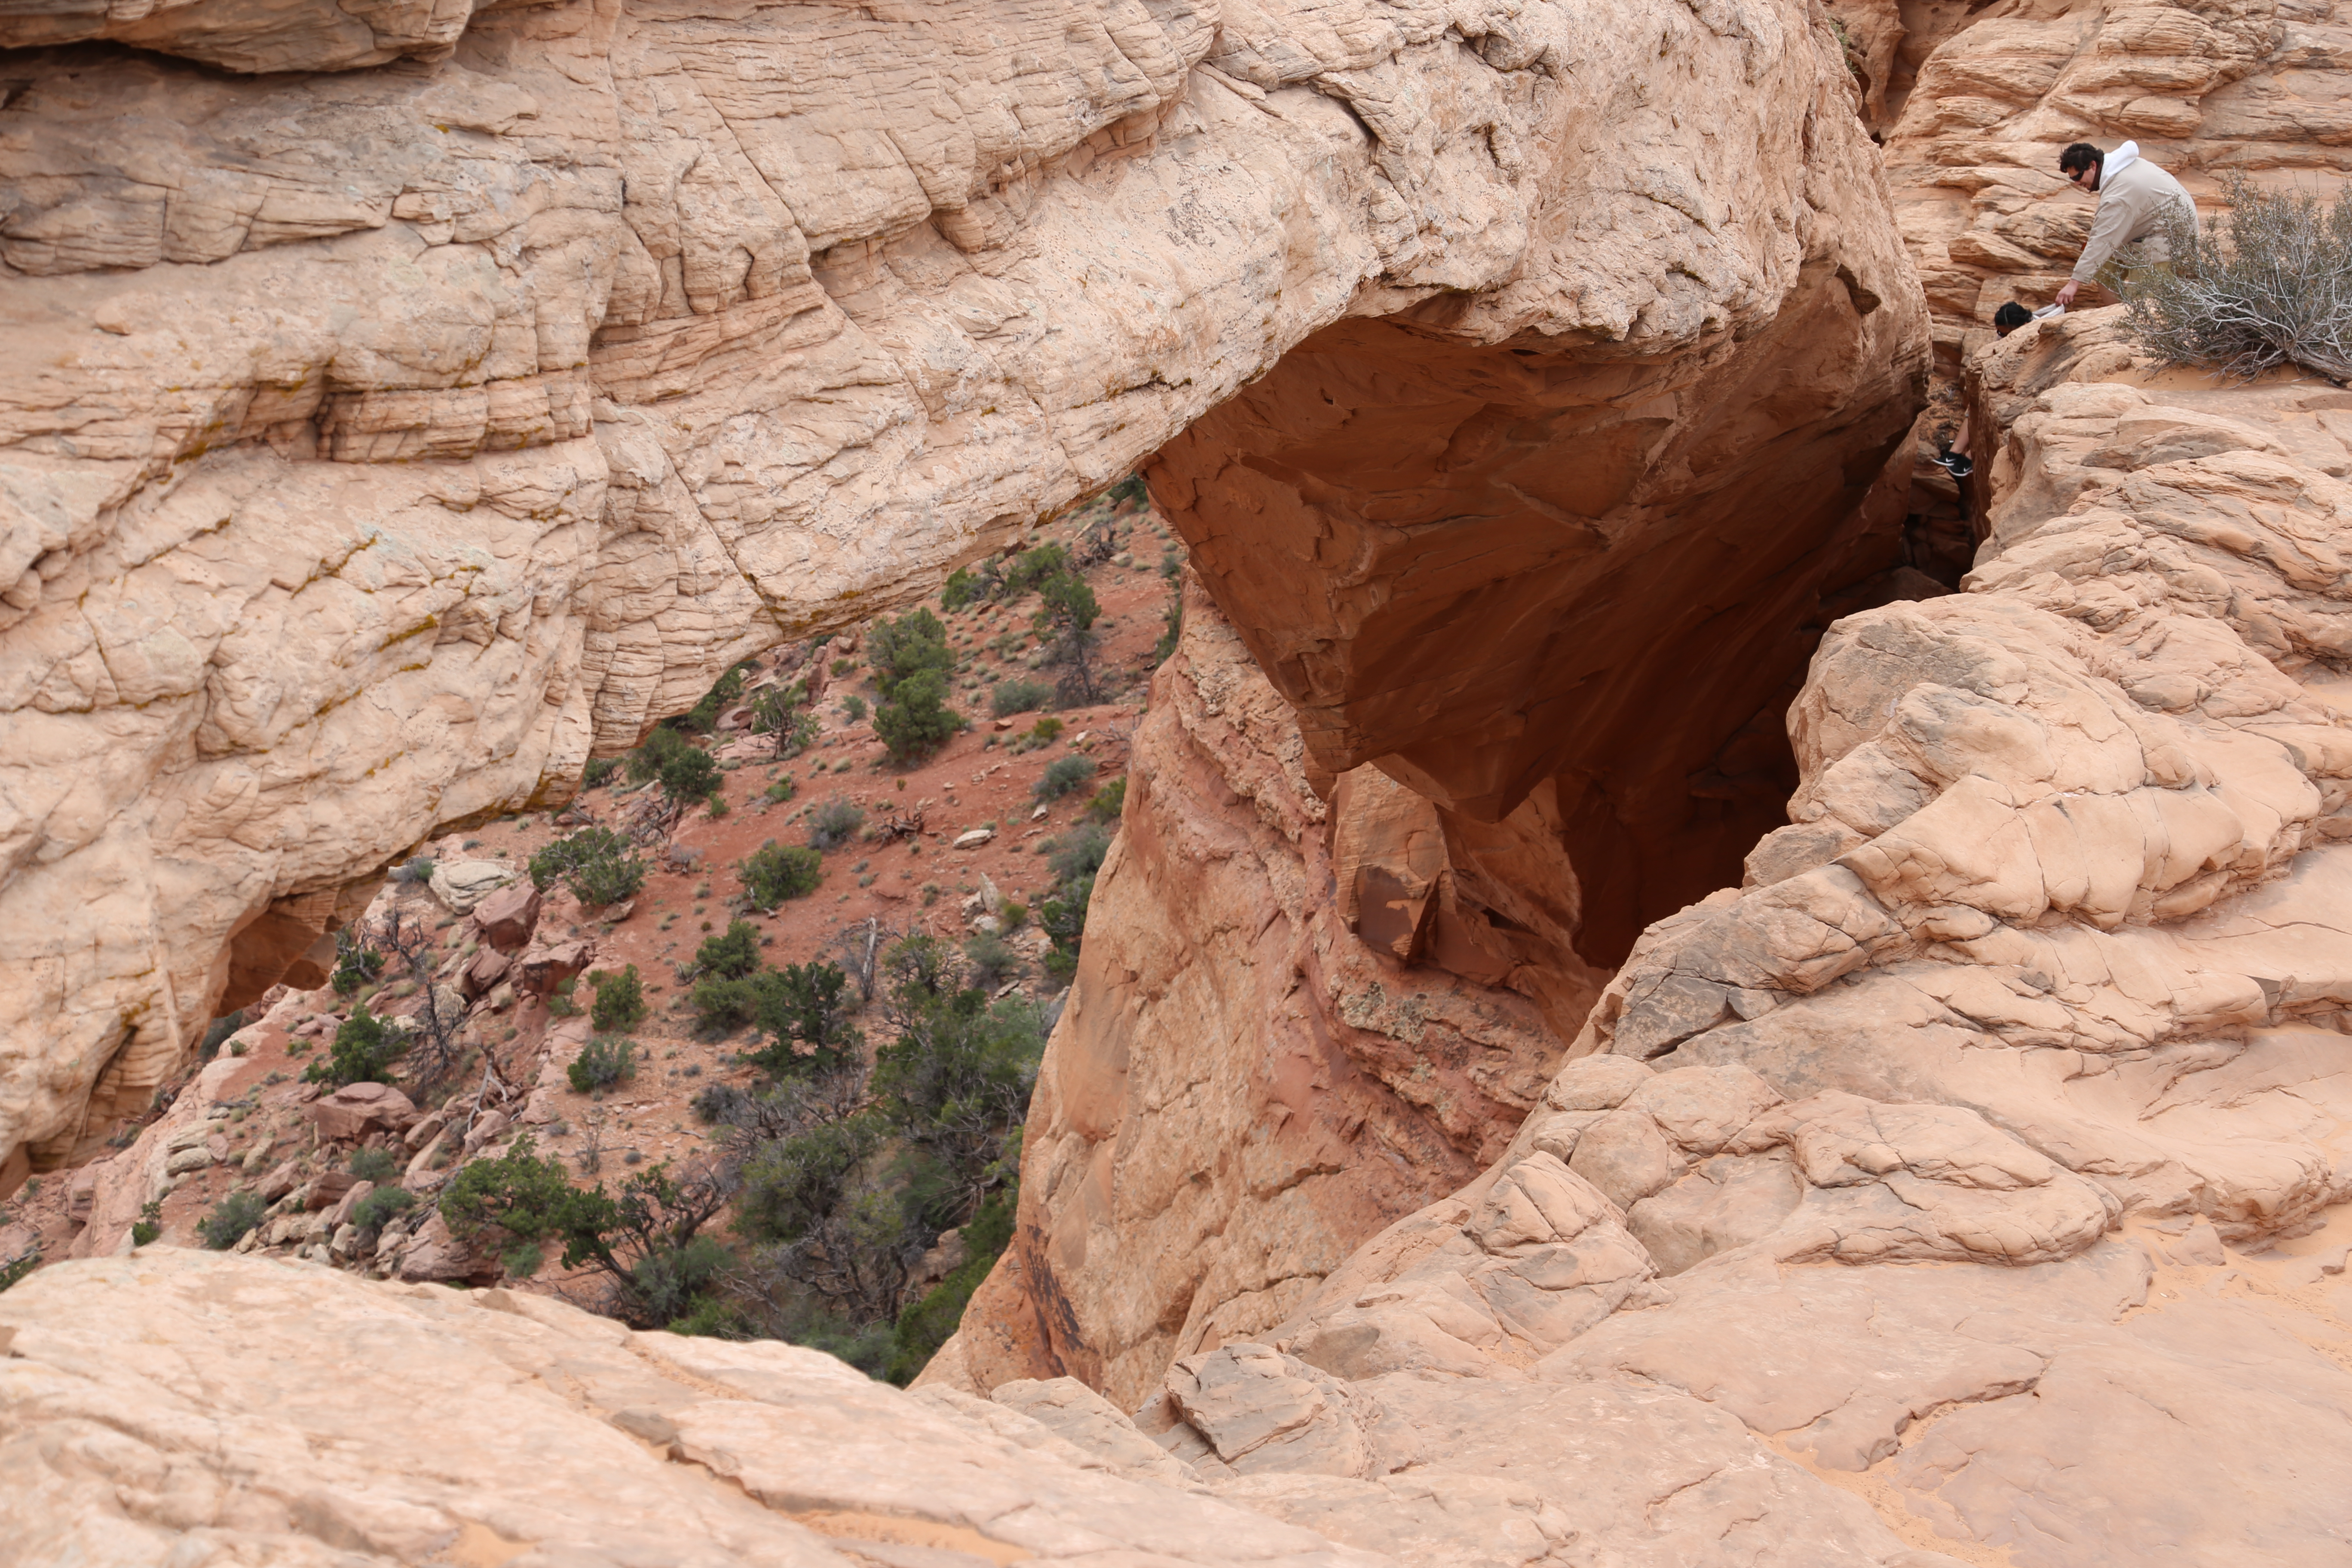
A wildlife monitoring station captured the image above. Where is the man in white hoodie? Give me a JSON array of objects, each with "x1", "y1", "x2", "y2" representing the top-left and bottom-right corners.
[{"x1": 2051, "y1": 140, "x2": 2198, "y2": 309}]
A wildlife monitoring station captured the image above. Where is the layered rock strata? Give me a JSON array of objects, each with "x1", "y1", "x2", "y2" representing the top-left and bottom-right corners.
[
  {"x1": 0, "y1": 0, "x2": 1922, "y2": 1176},
  {"x1": 946, "y1": 317, "x2": 2352, "y2": 1564}
]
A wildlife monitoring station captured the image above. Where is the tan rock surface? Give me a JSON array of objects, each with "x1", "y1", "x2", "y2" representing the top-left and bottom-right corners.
[
  {"x1": 0, "y1": 1248, "x2": 1385, "y2": 1568},
  {"x1": 0, "y1": 0, "x2": 1922, "y2": 1179},
  {"x1": 932, "y1": 586, "x2": 1589, "y2": 1410},
  {"x1": 1038, "y1": 324, "x2": 2352, "y2": 1565}
]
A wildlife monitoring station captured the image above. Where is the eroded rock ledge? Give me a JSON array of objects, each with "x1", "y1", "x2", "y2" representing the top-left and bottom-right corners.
[
  {"x1": 950, "y1": 311, "x2": 2352, "y2": 1565},
  {"x1": 0, "y1": 0, "x2": 1917, "y2": 1175}
]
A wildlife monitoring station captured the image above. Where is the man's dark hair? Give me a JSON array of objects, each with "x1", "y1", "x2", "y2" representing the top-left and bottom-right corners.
[
  {"x1": 2059, "y1": 142, "x2": 2104, "y2": 178},
  {"x1": 1994, "y1": 302, "x2": 2033, "y2": 334}
]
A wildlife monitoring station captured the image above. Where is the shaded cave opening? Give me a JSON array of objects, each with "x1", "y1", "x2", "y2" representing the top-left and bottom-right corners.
[{"x1": 1140, "y1": 282, "x2": 1936, "y2": 979}]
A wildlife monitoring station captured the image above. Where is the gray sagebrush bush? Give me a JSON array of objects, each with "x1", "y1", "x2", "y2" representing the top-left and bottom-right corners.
[{"x1": 2123, "y1": 173, "x2": 2352, "y2": 383}]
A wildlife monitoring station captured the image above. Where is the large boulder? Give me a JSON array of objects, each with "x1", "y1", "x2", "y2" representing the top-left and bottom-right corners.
[
  {"x1": 427, "y1": 861, "x2": 521, "y2": 916},
  {"x1": 306, "y1": 1083, "x2": 416, "y2": 1143},
  {"x1": 470, "y1": 882, "x2": 542, "y2": 954},
  {"x1": 513, "y1": 940, "x2": 594, "y2": 999}
]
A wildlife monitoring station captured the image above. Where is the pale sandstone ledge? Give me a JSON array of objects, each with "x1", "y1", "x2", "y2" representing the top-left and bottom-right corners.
[
  {"x1": 0, "y1": 0, "x2": 1920, "y2": 1176},
  {"x1": 942, "y1": 313, "x2": 2352, "y2": 1564}
]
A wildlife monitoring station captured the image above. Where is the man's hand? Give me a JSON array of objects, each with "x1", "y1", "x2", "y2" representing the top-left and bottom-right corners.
[{"x1": 2054, "y1": 280, "x2": 2081, "y2": 309}]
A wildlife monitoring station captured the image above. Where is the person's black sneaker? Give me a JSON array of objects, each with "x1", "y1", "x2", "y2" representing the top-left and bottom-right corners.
[{"x1": 1945, "y1": 454, "x2": 1974, "y2": 478}]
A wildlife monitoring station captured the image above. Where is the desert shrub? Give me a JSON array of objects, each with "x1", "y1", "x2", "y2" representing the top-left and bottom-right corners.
[
  {"x1": 0, "y1": 1243, "x2": 39, "y2": 1294},
  {"x1": 1107, "y1": 474, "x2": 1147, "y2": 508},
  {"x1": 874, "y1": 669, "x2": 960, "y2": 762},
  {"x1": 683, "y1": 662, "x2": 755, "y2": 733},
  {"x1": 992, "y1": 678, "x2": 1053, "y2": 717},
  {"x1": 690, "y1": 971, "x2": 765, "y2": 1033},
  {"x1": 841, "y1": 694, "x2": 868, "y2": 723},
  {"x1": 590, "y1": 965, "x2": 648, "y2": 1032},
  {"x1": 963, "y1": 930, "x2": 1019, "y2": 989},
  {"x1": 998, "y1": 543, "x2": 1071, "y2": 601},
  {"x1": 348, "y1": 1146, "x2": 401, "y2": 1183},
  {"x1": 441, "y1": 1135, "x2": 580, "y2": 1244},
  {"x1": 1035, "y1": 755, "x2": 1097, "y2": 802},
  {"x1": 350, "y1": 1185, "x2": 416, "y2": 1234},
  {"x1": 764, "y1": 777, "x2": 797, "y2": 804},
  {"x1": 867, "y1": 608, "x2": 956, "y2": 701},
  {"x1": 750, "y1": 682, "x2": 819, "y2": 758},
  {"x1": 656, "y1": 743, "x2": 723, "y2": 808},
  {"x1": 402, "y1": 854, "x2": 436, "y2": 883},
  {"x1": 500, "y1": 1241, "x2": 545, "y2": 1278},
  {"x1": 998, "y1": 900, "x2": 1028, "y2": 931},
  {"x1": 885, "y1": 1186, "x2": 1017, "y2": 1384},
  {"x1": 1085, "y1": 777, "x2": 1127, "y2": 823},
  {"x1": 2122, "y1": 173, "x2": 2352, "y2": 381},
  {"x1": 741, "y1": 962, "x2": 863, "y2": 1080},
  {"x1": 625, "y1": 725, "x2": 694, "y2": 784},
  {"x1": 583, "y1": 756, "x2": 622, "y2": 788},
  {"x1": 1154, "y1": 585, "x2": 1183, "y2": 664},
  {"x1": 808, "y1": 799, "x2": 866, "y2": 851},
  {"x1": 568, "y1": 1035, "x2": 637, "y2": 1093},
  {"x1": 129, "y1": 1199, "x2": 162, "y2": 1248},
  {"x1": 197, "y1": 1189, "x2": 266, "y2": 1250},
  {"x1": 692, "y1": 1082, "x2": 756, "y2": 1125},
  {"x1": 529, "y1": 827, "x2": 646, "y2": 907},
  {"x1": 940, "y1": 567, "x2": 983, "y2": 610},
  {"x1": 330, "y1": 933, "x2": 383, "y2": 995},
  {"x1": 199, "y1": 1010, "x2": 246, "y2": 1060},
  {"x1": 1045, "y1": 822, "x2": 1112, "y2": 885},
  {"x1": 304, "y1": 1004, "x2": 404, "y2": 1087},
  {"x1": 697, "y1": 920, "x2": 763, "y2": 982},
  {"x1": 743, "y1": 841, "x2": 824, "y2": 907}
]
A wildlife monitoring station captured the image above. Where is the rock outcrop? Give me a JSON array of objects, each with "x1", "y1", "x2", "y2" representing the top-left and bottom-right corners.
[
  {"x1": 934, "y1": 583, "x2": 1596, "y2": 1405},
  {"x1": 0, "y1": 1247, "x2": 1386, "y2": 1568},
  {"x1": 947, "y1": 315, "x2": 2352, "y2": 1563},
  {"x1": 0, "y1": 0, "x2": 1924, "y2": 1176}
]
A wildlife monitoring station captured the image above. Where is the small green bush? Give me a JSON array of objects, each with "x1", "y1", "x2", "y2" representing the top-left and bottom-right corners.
[
  {"x1": 743, "y1": 841, "x2": 825, "y2": 907},
  {"x1": 657, "y1": 744, "x2": 723, "y2": 807},
  {"x1": 1085, "y1": 777, "x2": 1127, "y2": 822},
  {"x1": 808, "y1": 799, "x2": 866, "y2": 851},
  {"x1": 591, "y1": 965, "x2": 648, "y2": 1032},
  {"x1": 999, "y1": 543, "x2": 1072, "y2": 601},
  {"x1": 440, "y1": 1134, "x2": 582, "y2": 1244},
  {"x1": 764, "y1": 777, "x2": 797, "y2": 804},
  {"x1": 348, "y1": 1146, "x2": 401, "y2": 1183},
  {"x1": 941, "y1": 567, "x2": 983, "y2": 610},
  {"x1": 841, "y1": 694, "x2": 869, "y2": 723},
  {"x1": 868, "y1": 607, "x2": 957, "y2": 700},
  {"x1": 874, "y1": 668, "x2": 961, "y2": 763},
  {"x1": 992, "y1": 679, "x2": 1053, "y2": 717},
  {"x1": 403, "y1": 854, "x2": 436, "y2": 883},
  {"x1": 529, "y1": 828, "x2": 647, "y2": 908},
  {"x1": 583, "y1": 756, "x2": 622, "y2": 788},
  {"x1": 129, "y1": 1200, "x2": 162, "y2": 1248},
  {"x1": 696, "y1": 919, "x2": 763, "y2": 981},
  {"x1": 1035, "y1": 755, "x2": 1098, "y2": 801},
  {"x1": 197, "y1": 1189, "x2": 266, "y2": 1250},
  {"x1": 683, "y1": 662, "x2": 755, "y2": 733},
  {"x1": 304, "y1": 1004, "x2": 405, "y2": 1087},
  {"x1": 350, "y1": 1185, "x2": 416, "y2": 1234},
  {"x1": 626, "y1": 725, "x2": 694, "y2": 784},
  {"x1": 568, "y1": 1036, "x2": 637, "y2": 1093}
]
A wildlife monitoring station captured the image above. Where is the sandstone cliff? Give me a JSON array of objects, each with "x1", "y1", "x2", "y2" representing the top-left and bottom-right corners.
[
  {"x1": 0, "y1": 0, "x2": 1924, "y2": 1194},
  {"x1": 941, "y1": 315, "x2": 2352, "y2": 1564}
]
